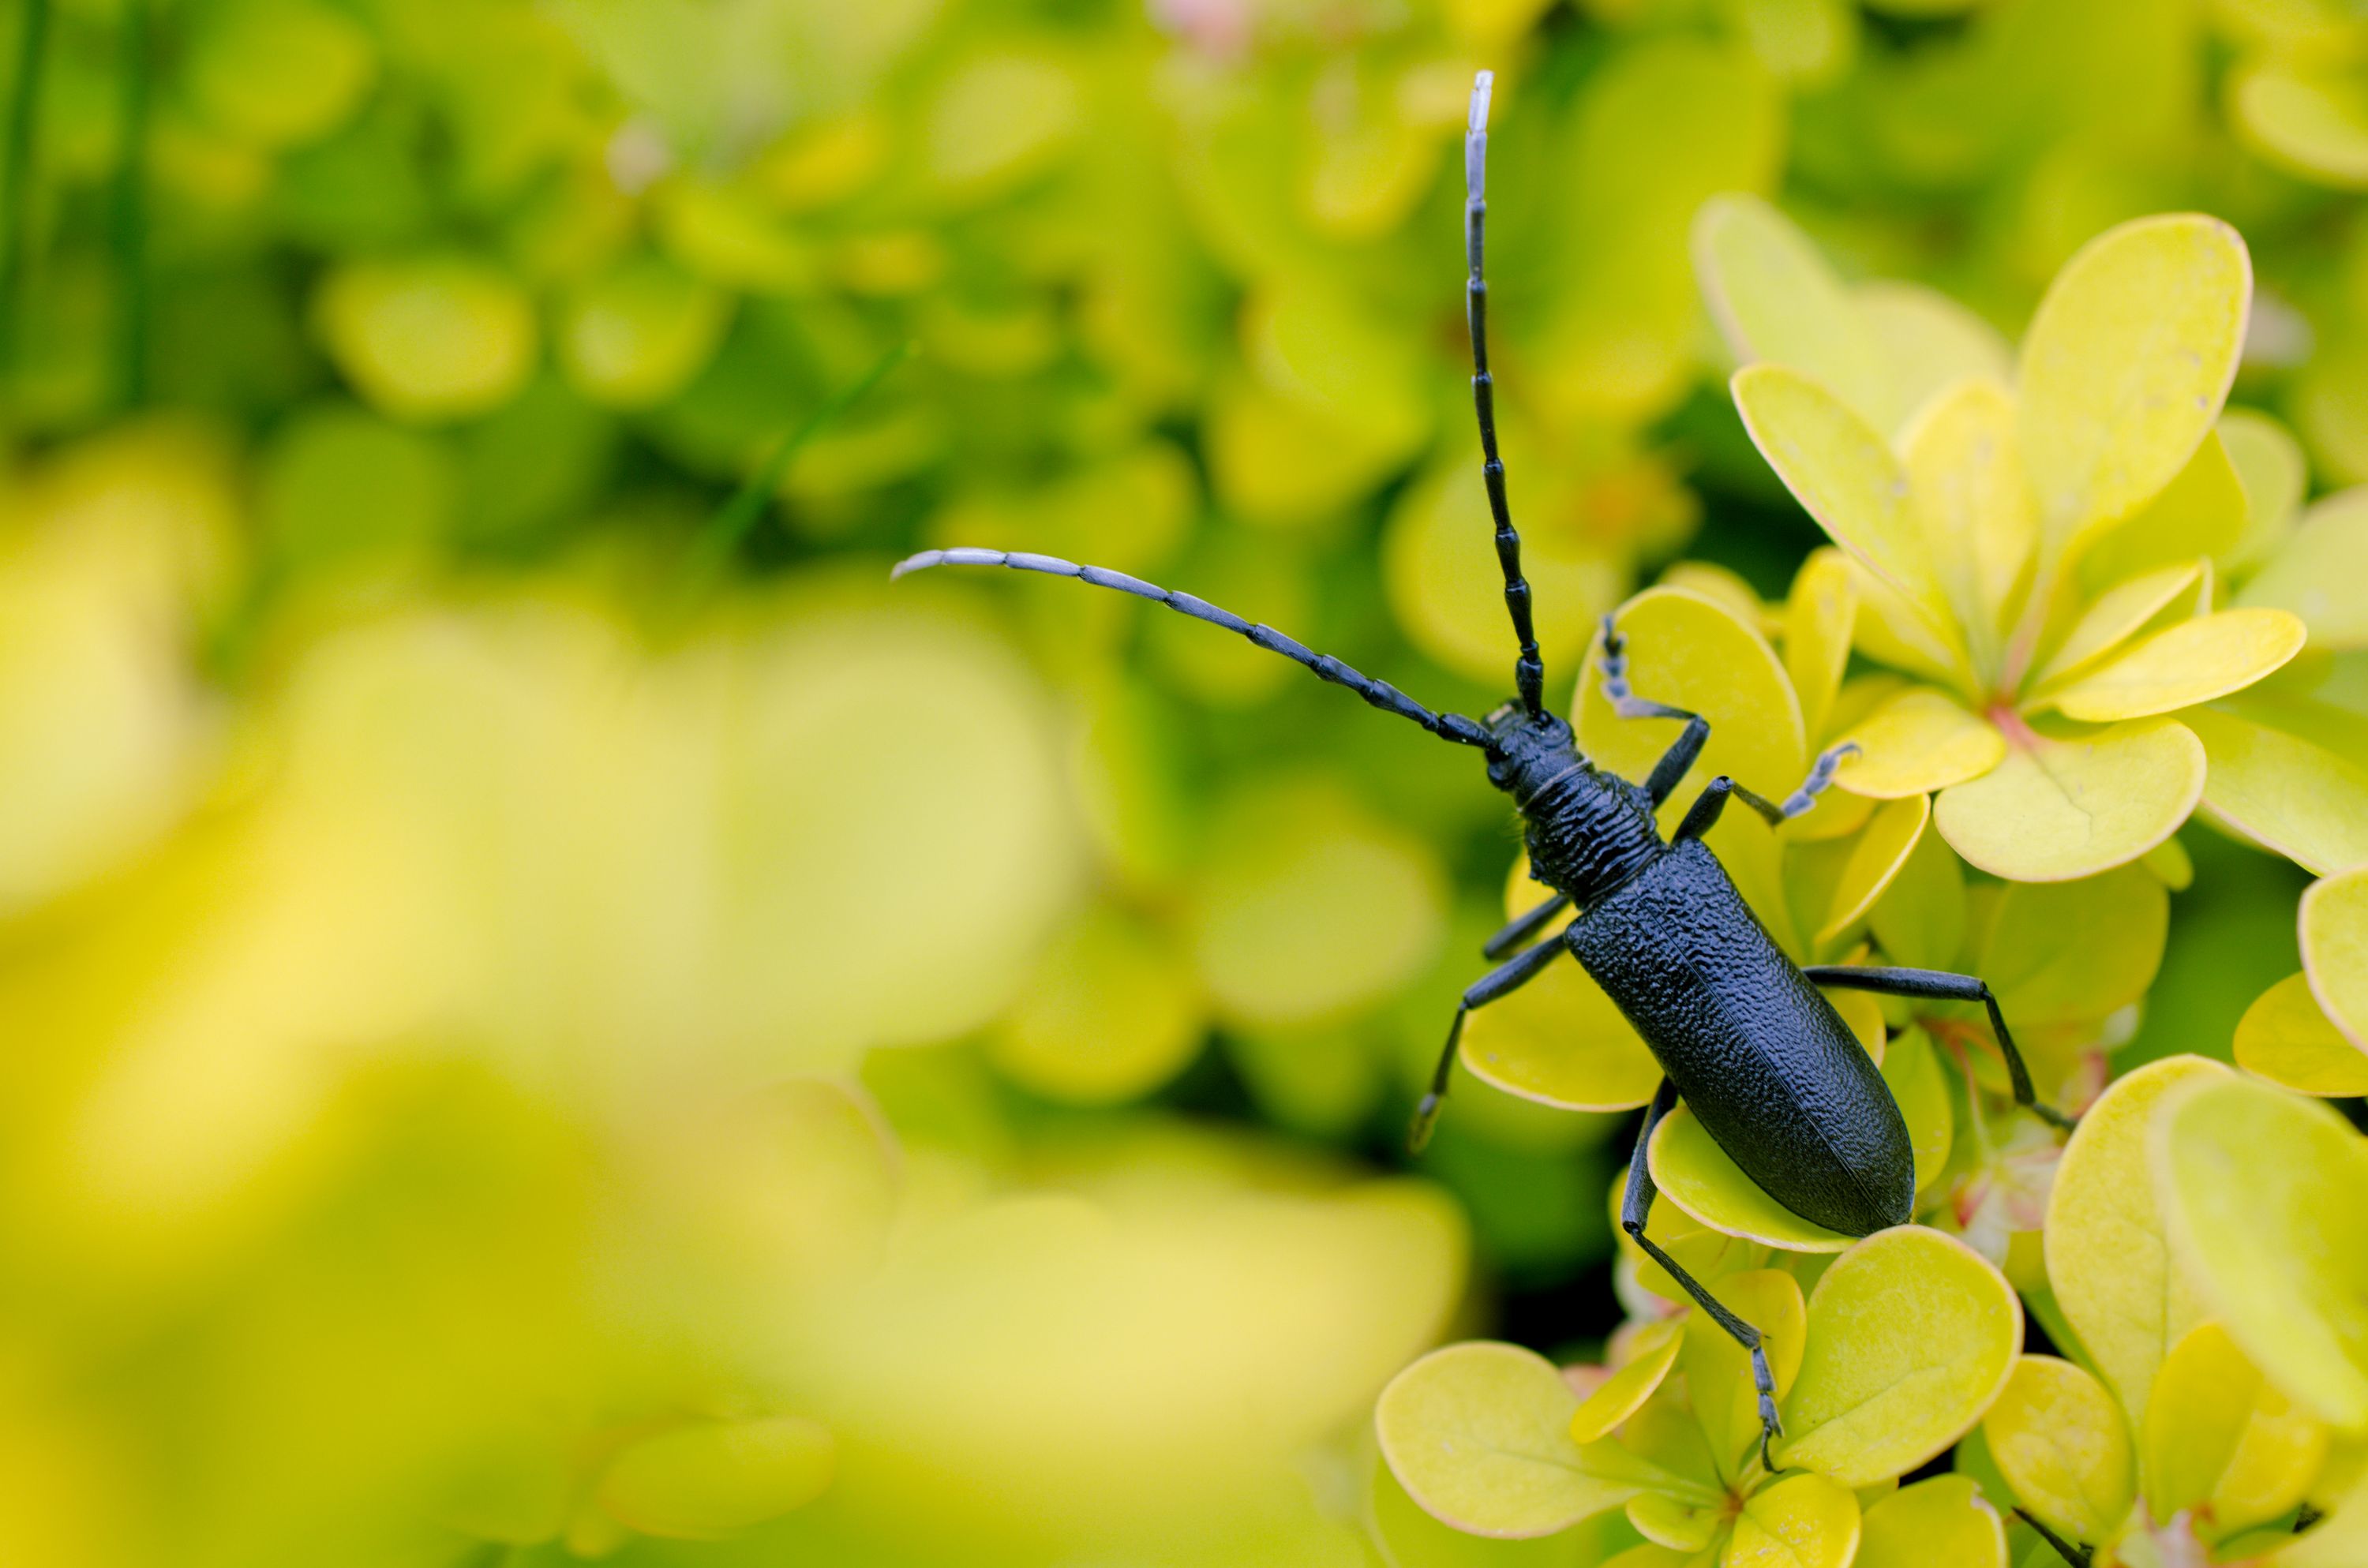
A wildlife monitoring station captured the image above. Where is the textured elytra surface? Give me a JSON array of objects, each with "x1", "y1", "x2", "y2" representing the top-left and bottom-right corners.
[{"x1": 1565, "y1": 839, "x2": 1916, "y2": 1236}]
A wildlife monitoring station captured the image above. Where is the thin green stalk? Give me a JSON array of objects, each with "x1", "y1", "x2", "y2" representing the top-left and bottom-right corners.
[
  {"x1": 672, "y1": 339, "x2": 914, "y2": 604},
  {"x1": 0, "y1": 0, "x2": 52, "y2": 386},
  {"x1": 111, "y1": 0, "x2": 149, "y2": 407}
]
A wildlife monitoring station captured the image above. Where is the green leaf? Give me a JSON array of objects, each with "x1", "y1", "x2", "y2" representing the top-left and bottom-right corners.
[
  {"x1": 1834, "y1": 691, "x2": 2005, "y2": 799},
  {"x1": 1724, "y1": 1472, "x2": 1861, "y2": 1568},
  {"x1": 2028, "y1": 560, "x2": 2205, "y2": 691},
  {"x1": 1854, "y1": 1475, "x2": 2006, "y2": 1568},
  {"x1": 1880, "y1": 1028, "x2": 1955, "y2": 1195},
  {"x1": 1787, "y1": 548, "x2": 1859, "y2": 744},
  {"x1": 2044, "y1": 1056, "x2": 2231, "y2": 1424},
  {"x1": 1778, "y1": 1228, "x2": 2023, "y2": 1487},
  {"x1": 1732, "y1": 365, "x2": 1954, "y2": 631},
  {"x1": 1980, "y1": 1355, "x2": 2134, "y2": 1544},
  {"x1": 1569, "y1": 1318, "x2": 1684, "y2": 1443},
  {"x1": 1931, "y1": 718, "x2": 2205, "y2": 882},
  {"x1": 2076, "y1": 431, "x2": 2249, "y2": 592},
  {"x1": 2239, "y1": 489, "x2": 2368, "y2": 651},
  {"x1": 314, "y1": 255, "x2": 539, "y2": 422},
  {"x1": 2041, "y1": 609, "x2": 2306, "y2": 722},
  {"x1": 558, "y1": 257, "x2": 733, "y2": 411},
  {"x1": 1796, "y1": 795, "x2": 1931, "y2": 945},
  {"x1": 1901, "y1": 376, "x2": 2035, "y2": 672},
  {"x1": 2220, "y1": 409, "x2": 2309, "y2": 571},
  {"x1": 2015, "y1": 215, "x2": 2252, "y2": 546},
  {"x1": 1854, "y1": 282, "x2": 2014, "y2": 439},
  {"x1": 2185, "y1": 707, "x2": 2368, "y2": 878},
  {"x1": 2153, "y1": 1075, "x2": 2368, "y2": 1435},
  {"x1": 1461, "y1": 952, "x2": 1663, "y2": 1113},
  {"x1": 2229, "y1": 64, "x2": 2368, "y2": 190},
  {"x1": 989, "y1": 905, "x2": 1207, "y2": 1104},
  {"x1": 1681, "y1": 1269, "x2": 1806, "y2": 1476},
  {"x1": 1376, "y1": 1342, "x2": 1656, "y2": 1537},
  {"x1": 2234, "y1": 972, "x2": 2368, "y2": 1097},
  {"x1": 597, "y1": 1416, "x2": 836, "y2": 1538},
  {"x1": 1694, "y1": 195, "x2": 1892, "y2": 428},
  {"x1": 1973, "y1": 864, "x2": 2168, "y2": 1026},
  {"x1": 1868, "y1": 822, "x2": 1969, "y2": 973},
  {"x1": 1647, "y1": 1107, "x2": 1857, "y2": 1253},
  {"x1": 2141, "y1": 1321, "x2": 2329, "y2": 1539},
  {"x1": 2302, "y1": 867, "x2": 2368, "y2": 1051}
]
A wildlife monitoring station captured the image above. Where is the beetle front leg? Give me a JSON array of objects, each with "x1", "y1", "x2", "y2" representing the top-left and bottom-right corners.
[
  {"x1": 1621, "y1": 1079, "x2": 1785, "y2": 1473},
  {"x1": 1408, "y1": 934, "x2": 1570, "y2": 1151},
  {"x1": 1598, "y1": 615, "x2": 1709, "y2": 806},
  {"x1": 1802, "y1": 964, "x2": 2078, "y2": 1131}
]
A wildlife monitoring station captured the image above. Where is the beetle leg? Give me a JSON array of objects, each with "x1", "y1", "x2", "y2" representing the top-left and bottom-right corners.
[
  {"x1": 1802, "y1": 964, "x2": 2078, "y2": 1131},
  {"x1": 1598, "y1": 615, "x2": 1710, "y2": 806},
  {"x1": 1482, "y1": 891, "x2": 1573, "y2": 959},
  {"x1": 1621, "y1": 1079, "x2": 1785, "y2": 1471},
  {"x1": 1408, "y1": 936, "x2": 1570, "y2": 1151}
]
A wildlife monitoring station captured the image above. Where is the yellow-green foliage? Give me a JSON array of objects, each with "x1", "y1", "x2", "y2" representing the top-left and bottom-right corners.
[{"x1": 6, "y1": 2, "x2": 2368, "y2": 1566}]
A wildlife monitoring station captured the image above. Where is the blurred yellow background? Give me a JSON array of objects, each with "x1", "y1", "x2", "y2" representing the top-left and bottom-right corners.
[{"x1": 0, "y1": 0, "x2": 2353, "y2": 1562}]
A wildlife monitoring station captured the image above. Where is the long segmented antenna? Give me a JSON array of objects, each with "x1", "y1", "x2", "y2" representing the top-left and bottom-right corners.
[
  {"x1": 1465, "y1": 70, "x2": 1545, "y2": 719},
  {"x1": 894, "y1": 548, "x2": 1489, "y2": 747}
]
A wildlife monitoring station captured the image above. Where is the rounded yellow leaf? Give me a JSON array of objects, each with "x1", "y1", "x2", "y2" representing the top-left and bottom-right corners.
[
  {"x1": 1900, "y1": 376, "x2": 2034, "y2": 670},
  {"x1": 2304, "y1": 868, "x2": 2368, "y2": 1051},
  {"x1": 1732, "y1": 365, "x2": 1951, "y2": 627},
  {"x1": 1570, "y1": 1319, "x2": 1684, "y2": 1444},
  {"x1": 1695, "y1": 195, "x2": 1893, "y2": 429},
  {"x1": 1461, "y1": 956, "x2": 1664, "y2": 1113},
  {"x1": 1854, "y1": 282, "x2": 2015, "y2": 439},
  {"x1": 315, "y1": 256, "x2": 538, "y2": 422},
  {"x1": 1376, "y1": 1342, "x2": 1651, "y2": 1537},
  {"x1": 1648, "y1": 1108, "x2": 1856, "y2": 1253},
  {"x1": 1724, "y1": 1472, "x2": 1861, "y2": 1568},
  {"x1": 1980, "y1": 1356, "x2": 2134, "y2": 1544},
  {"x1": 1778, "y1": 1228, "x2": 2022, "y2": 1488},
  {"x1": 1384, "y1": 462, "x2": 1610, "y2": 685},
  {"x1": 2220, "y1": 408, "x2": 2309, "y2": 571},
  {"x1": 988, "y1": 905, "x2": 1207, "y2": 1104},
  {"x1": 2141, "y1": 1321, "x2": 2329, "y2": 1536},
  {"x1": 1932, "y1": 718, "x2": 2205, "y2": 882},
  {"x1": 1855, "y1": 1474, "x2": 2006, "y2": 1568},
  {"x1": 2016, "y1": 215, "x2": 2252, "y2": 544},
  {"x1": 2186, "y1": 707, "x2": 2368, "y2": 878},
  {"x1": 596, "y1": 1416, "x2": 835, "y2": 1538},
  {"x1": 2235, "y1": 973, "x2": 2368, "y2": 1097},
  {"x1": 1787, "y1": 548, "x2": 1859, "y2": 744},
  {"x1": 1809, "y1": 795, "x2": 1931, "y2": 943},
  {"x1": 1684, "y1": 1269, "x2": 1808, "y2": 1476},
  {"x1": 1613, "y1": 1168, "x2": 1773, "y2": 1308},
  {"x1": 2029, "y1": 560, "x2": 2206, "y2": 691},
  {"x1": 2045, "y1": 1055, "x2": 2230, "y2": 1424},
  {"x1": 2045, "y1": 609, "x2": 2307, "y2": 722},
  {"x1": 2230, "y1": 64, "x2": 2368, "y2": 189},
  {"x1": 1879, "y1": 1028, "x2": 1954, "y2": 1195},
  {"x1": 557, "y1": 257, "x2": 733, "y2": 411},
  {"x1": 1834, "y1": 690, "x2": 2005, "y2": 799},
  {"x1": 2077, "y1": 431, "x2": 2249, "y2": 593},
  {"x1": 1577, "y1": 587, "x2": 1807, "y2": 821},
  {"x1": 1629, "y1": 1490, "x2": 1722, "y2": 1551},
  {"x1": 2153, "y1": 1075, "x2": 2368, "y2": 1435},
  {"x1": 2241, "y1": 490, "x2": 2368, "y2": 651}
]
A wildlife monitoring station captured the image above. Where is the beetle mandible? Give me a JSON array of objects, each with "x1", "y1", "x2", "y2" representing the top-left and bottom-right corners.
[{"x1": 892, "y1": 69, "x2": 2074, "y2": 1466}]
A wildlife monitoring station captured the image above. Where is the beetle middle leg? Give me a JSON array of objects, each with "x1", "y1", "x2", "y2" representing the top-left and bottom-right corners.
[
  {"x1": 1622, "y1": 1078, "x2": 1785, "y2": 1472},
  {"x1": 1408, "y1": 935, "x2": 1570, "y2": 1151},
  {"x1": 1598, "y1": 615, "x2": 1709, "y2": 806},
  {"x1": 1481, "y1": 890, "x2": 1572, "y2": 959},
  {"x1": 1670, "y1": 742, "x2": 1860, "y2": 844},
  {"x1": 1802, "y1": 964, "x2": 2078, "y2": 1130}
]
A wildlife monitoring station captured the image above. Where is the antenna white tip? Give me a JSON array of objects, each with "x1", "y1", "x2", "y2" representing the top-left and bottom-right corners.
[{"x1": 1469, "y1": 71, "x2": 1493, "y2": 135}]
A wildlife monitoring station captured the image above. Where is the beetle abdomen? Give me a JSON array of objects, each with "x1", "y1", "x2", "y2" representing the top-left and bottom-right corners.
[{"x1": 1564, "y1": 840, "x2": 1914, "y2": 1237}]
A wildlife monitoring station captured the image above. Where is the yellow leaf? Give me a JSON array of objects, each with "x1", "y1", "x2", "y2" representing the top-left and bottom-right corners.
[
  {"x1": 1802, "y1": 795, "x2": 1931, "y2": 944},
  {"x1": 1695, "y1": 195, "x2": 1892, "y2": 428},
  {"x1": 2045, "y1": 1056, "x2": 2233, "y2": 1424},
  {"x1": 597, "y1": 1416, "x2": 836, "y2": 1538},
  {"x1": 1663, "y1": 562, "x2": 1770, "y2": 631},
  {"x1": 1647, "y1": 1108, "x2": 1857, "y2": 1253},
  {"x1": 1723, "y1": 1472, "x2": 1861, "y2": 1568},
  {"x1": 1902, "y1": 376, "x2": 2036, "y2": 671},
  {"x1": 315, "y1": 255, "x2": 538, "y2": 422},
  {"x1": 2142, "y1": 1321, "x2": 2329, "y2": 1537},
  {"x1": 2303, "y1": 868, "x2": 2368, "y2": 1051},
  {"x1": 989, "y1": 905, "x2": 1207, "y2": 1104},
  {"x1": 1974, "y1": 864, "x2": 2168, "y2": 1026},
  {"x1": 1461, "y1": 956, "x2": 1664, "y2": 1113},
  {"x1": 1786, "y1": 548, "x2": 1859, "y2": 744},
  {"x1": 1778, "y1": 1228, "x2": 2021, "y2": 1488},
  {"x1": 1853, "y1": 282, "x2": 2014, "y2": 437},
  {"x1": 1849, "y1": 565, "x2": 1981, "y2": 698},
  {"x1": 2229, "y1": 64, "x2": 2368, "y2": 190},
  {"x1": 1879, "y1": 1028, "x2": 1954, "y2": 1194},
  {"x1": 1377, "y1": 1342, "x2": 1658, "y2": 1536},
  {"x1": 1683, "y1": 1270, "x2": 1808, "y2": 1476},
  {"x1": 2044, "y1": 609, "x2": 2307, "y2": 722},
  {"x1": 2028, "y1": 560, "x2": 2205, "y2": 691},
  {"x1": 2016, "y1": 215, "x2": 2253, "y2": 545},
  {"x1": 1932, "y1": 718, "x2": 2205, "y2": 881},
  {"x1": 2235, "y1": 973, "x2": 2368, "y2": 1097},
  {"x1": 1980, "y1": 1356, "x2": 2134, "y2": 1544},
  {"x1": 1630, "y1": 1490, "x2": 1722, "y2": 1551},
  {"x1": 2153, "y1": 1076, "x2": 2368, "y2": 1435},
  {"x1": 1834, "y1": 691, "x2": 2005, "y2": 799},
  {"x1": 2239, "y1": 489, "x2": 2368, "y2": 651},
  {"x1": 1732, "y1": 365, "x2": 1952, "y2": 628},
  {"x1": 2078, "y1": 431, "x2": 2250, "y2": 592},
  {"x1": 2186, "y1": 707, "x2": 2368, "y2": 878},
  {"x1": 1854, "y1": 1475, "x2": 2006, "y2": 1568},
  {"x1": 1614, "y1": 1167, "x2": 1773, "y2": 1308},
  {"x1": 2220, "y1": 408, "x2": 2309, "y2": 571},
  {"x1": 1570, "y1": 1319, "x2": 1684, "y2": 1444}
]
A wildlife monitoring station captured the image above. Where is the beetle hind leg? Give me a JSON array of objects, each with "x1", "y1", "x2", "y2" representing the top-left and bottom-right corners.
[
  {"x1": 1621, "y1": 1080, "x2": 1786, "y2": 1470},
  {"x1": 1803, "y1": 964, "x2": 2078, "y2": 1131}
]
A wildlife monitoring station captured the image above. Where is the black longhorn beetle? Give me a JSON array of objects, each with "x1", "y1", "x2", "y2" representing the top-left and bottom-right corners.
[{"x1": 893, "y1": 70, "x2": 2073, "y2": 1468}]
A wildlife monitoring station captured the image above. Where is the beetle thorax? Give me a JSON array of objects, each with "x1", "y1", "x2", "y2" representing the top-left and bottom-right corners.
[{"x1": 1482, "y1": 709, "x2": 1663, "y2": 904}]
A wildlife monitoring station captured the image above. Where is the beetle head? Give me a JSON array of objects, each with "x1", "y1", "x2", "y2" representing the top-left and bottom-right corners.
[{"x1": 1481, "y1": 702, "x2": 1582, "y2": 803}]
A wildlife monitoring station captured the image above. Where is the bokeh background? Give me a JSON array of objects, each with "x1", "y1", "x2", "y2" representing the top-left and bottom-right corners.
[{"x1": 0, "y1": 0, "x2": 2355, "y2": 1562}]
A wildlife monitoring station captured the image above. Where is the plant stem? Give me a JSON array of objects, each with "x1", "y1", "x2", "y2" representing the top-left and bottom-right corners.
[
  {"x1": 0, "y1": 0, "x2": 51, "y2": 391},
  {"x1": 112, "y1": 0, "x2": 149, "y2": 407}
]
